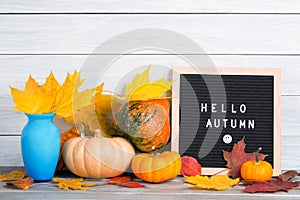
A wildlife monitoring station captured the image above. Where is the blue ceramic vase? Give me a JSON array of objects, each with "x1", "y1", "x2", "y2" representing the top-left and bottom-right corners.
[{"x1": 21, "y1": 113, "x2": 60, "y2": 181}]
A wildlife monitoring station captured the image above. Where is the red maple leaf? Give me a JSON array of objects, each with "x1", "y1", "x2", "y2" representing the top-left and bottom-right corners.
[
  {"x1": 107, "y1": 176, "x2": 145, "y2": 188},
  {"x1": 106, "y1": 176, "x2": 131, "y2": 185},
  {"x1": 120, "y1": 182, "x2": 145, "y2": 188},
  {"x1": 222, "y1": 137, "x2": 267, "y2": 178},
  {"x1": 243, "y1": 176, "x2": 300, "y2": 193},
  {"x1": 180, "y1": 156, "x2": 202, "y2": 176}
]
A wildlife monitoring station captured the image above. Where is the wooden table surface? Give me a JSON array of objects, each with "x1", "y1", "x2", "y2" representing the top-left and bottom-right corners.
[{"x1": 1, "y1": 167, "x2": 300, "y2": 200}]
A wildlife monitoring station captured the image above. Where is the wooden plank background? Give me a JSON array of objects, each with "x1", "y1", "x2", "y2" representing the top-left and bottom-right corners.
[{"x1": 0, "y1": 1, "x2": 300, "y2": 171}]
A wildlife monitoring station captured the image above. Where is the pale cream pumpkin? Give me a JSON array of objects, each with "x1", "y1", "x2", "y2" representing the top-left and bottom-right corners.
[{"x1": 63, "y1": 129, "x2": 135, "y2": 179}]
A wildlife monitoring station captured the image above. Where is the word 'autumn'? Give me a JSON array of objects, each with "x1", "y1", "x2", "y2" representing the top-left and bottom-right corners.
[{"x1": 201, "y1": 103, "x2": 255, "y2": 129}]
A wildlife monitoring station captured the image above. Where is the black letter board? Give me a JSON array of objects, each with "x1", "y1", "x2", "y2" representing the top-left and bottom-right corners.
[{"x1": 171, "y1": 67, "x2": 281, "y2": 176}]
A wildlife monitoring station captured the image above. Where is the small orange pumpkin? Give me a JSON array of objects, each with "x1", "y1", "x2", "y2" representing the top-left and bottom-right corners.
[
  {"x1": 131, "y1": 148, "x2": 181, "y2": 183},
  {"x1": 241, "y1": 147, "x2": 273, "y2": 182}
]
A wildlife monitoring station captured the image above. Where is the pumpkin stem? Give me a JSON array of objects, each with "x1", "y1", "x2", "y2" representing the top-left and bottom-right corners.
[
  {"x1": 255, "y1": 147, "x2": 262, "y2": 164},
  {"x1": 152, "y1": 146, "x2": 157, "y2": 158},
  {"x1": 77, "y1": 125, "x2": 85, "y2": 138},
  {"x1": 94, "y1": 129, "x2": 103, "y2": 138}
]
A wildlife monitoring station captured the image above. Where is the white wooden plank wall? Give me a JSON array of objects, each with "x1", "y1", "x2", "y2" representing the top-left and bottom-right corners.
[{"x1": 0, "y1": 1, "x2": 300, "y2": 170}]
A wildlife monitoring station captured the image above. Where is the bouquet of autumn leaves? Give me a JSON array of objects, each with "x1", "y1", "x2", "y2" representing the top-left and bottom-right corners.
[{"x1": 10, "y1": 71, "x2": 114, "y2": 135}]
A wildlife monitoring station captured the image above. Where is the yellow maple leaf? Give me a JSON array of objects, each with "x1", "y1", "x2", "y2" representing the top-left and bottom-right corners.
[
  {"x1": 64, "y1": 83, "x2": 102, "y2": 124},
  {"x1": 40, "y1": 71, "x2": 61, "y2": 93},
  {"x1": 184, "y1": 175, "x2": 240, "y2": 191},
  {"x1": 70, "y1": 104, "x2": 98, "y2": 132},
  {"x1": 10, "y1": 76, "x2": 54, "y2": 114},
  {"x1": 67, "y1": 83, "x2": 118, "y2": 137},
  {"x1": 54, "y1": 71, "x2": 94, "y2": 119},
  {"x1": 10, "y1": 71, "x2": 96, "y2": 118},
  {"x1": 94, "y1": 83, "x2": 121, "y2": 114},
  {"x1": 53, "y1": 72, "x2": 79, "y2": 117},
  {"x1": 125, "y1": 66, "x2": 174, "y2": 100},
  {"x1": 73, "y1": 88, "x2": 96, "y2": 112},
  {"x1": 0, "y1": 170, "x2": 27, "y2": 182},
  {"x1": 52, "y1": 177, "x2": 96, "y2": 191}
]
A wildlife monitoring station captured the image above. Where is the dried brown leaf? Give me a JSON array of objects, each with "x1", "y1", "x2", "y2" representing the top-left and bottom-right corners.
[
  {"x1": 6, "y1": 177, "x2": 34, "y2": 190},
  {"x1": 279, "y1": 170, "x2": 299, "y2": 182}
]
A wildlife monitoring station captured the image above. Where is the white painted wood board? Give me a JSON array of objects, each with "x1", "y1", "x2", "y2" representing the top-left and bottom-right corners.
[
  {"x1": 1, "y1": 0, "x2": 300, "y2": 13},
  {"x1": 1, "y1": 15, "x2": 300, "y2": 54},
  {"x1": 0, "y1": 55, "x2": 299, "y2": 95}
]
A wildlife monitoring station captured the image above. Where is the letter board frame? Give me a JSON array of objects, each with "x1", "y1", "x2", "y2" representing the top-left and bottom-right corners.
[{"x1": 171, "y1": 67, "x2": 281, "y2": 176}]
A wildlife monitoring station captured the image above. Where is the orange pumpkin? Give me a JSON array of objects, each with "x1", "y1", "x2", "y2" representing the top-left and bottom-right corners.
[
  {"x1": 241, "y1": 147, "x2": 273, "y2": 182},
  {"x1": 131, "y1": 149, "x2": 181, "y2": 183},
  {"x1": 63, "y1": 129, "x2": 135, "y2": 179},
  {"x1": 56, "y1": 126, "x2": 80, "y2": 171}
]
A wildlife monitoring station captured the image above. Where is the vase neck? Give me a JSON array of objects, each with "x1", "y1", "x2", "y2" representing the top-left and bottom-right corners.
[{"x1": 25, "y1": 113, "x2": 56, "y2": 121}]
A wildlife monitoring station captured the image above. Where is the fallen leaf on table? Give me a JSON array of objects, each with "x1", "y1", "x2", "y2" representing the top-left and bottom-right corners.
[
  {"x1": 120, "y1": 182, "x2": 145, "y2": 188},
  {"x1": 279, "y1": 170, "x2": 299, "y2": 182},
  {"x1": 223, "y1": 137, "x2": 267, "y2": 178},
  {"x1": 180, "y1": 156, "x2": 202, "y2": 176},
  {"x1": 0, "y1": 170, "x2": 27, "y2": 182},
  {"x1": 185, "y1": 175, "x2": 240, "y2": 191},
  {"x1": 124, "y1": 66, "x2": 174, "y2": 100},
  {"x1": 106, "y1": 176, "x2": 132, "y2": 185},
  {"x1": 82, "y1": 182, "x2": 98, "y2": 187},
  {"x1": 107, "y1": 176, "x2": 145, "y2": 188},
  {"x1": 243, "y1": 176, "x2": 300, "y2": 193},
  {"x1": 52, "y1": 177, "x2": 96, "y2": 191},
  {"x1": 6, "y1": 177, "x2": 34, "y2": 190}
]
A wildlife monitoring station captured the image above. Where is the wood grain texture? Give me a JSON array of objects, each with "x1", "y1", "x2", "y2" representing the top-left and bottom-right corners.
[
  {"x1": 1, "y1": 15, "x2": 300, "y2": 54},
  {"x1": 0, "y1": 55, "x2": 300, "y2": 95},
  {"x1": 0, "y1": 174, "x2": 300, "y2": 199},
  {"x1": 0, "y1": 136, "x2": 22, "y2": 166},
  {"x1": 1, "y1": 0, "x2": 300, "y2": 13}
]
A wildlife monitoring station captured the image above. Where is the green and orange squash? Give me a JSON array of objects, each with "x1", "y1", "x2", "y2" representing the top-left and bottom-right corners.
[{"x1": 114, "y1": 98, "x2": 170, "y2": 152}]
